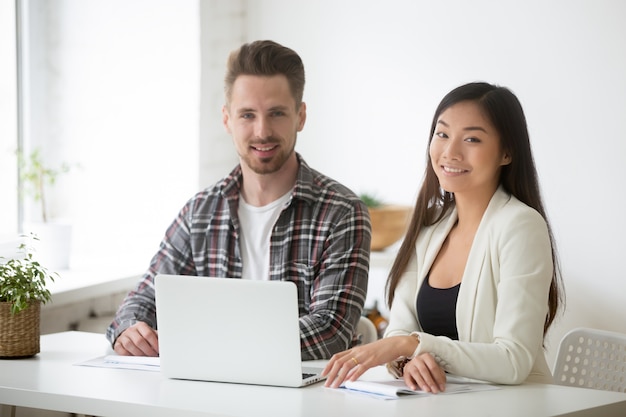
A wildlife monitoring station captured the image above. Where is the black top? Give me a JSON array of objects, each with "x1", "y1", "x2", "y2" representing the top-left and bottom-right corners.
[{"x1": 416, "y1": 276, "x2": 460, "y2": 340}]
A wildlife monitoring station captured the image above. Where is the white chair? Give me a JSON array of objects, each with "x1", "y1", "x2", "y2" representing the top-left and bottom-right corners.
[
  {"x1": 356, "y1": 316, "x2": 378, "y2": 345},
  {"x1": 553, "y1": 327, "x2": 626, "y2": 393}
]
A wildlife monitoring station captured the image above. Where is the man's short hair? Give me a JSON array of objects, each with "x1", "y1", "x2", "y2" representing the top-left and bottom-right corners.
[{"x1": 224, "y1": 40, "x2": 305, "y2": 107}]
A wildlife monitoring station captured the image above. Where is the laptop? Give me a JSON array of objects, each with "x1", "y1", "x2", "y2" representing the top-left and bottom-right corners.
[{"x1": 154, "y1": 274, "x2": 326, "y2": 387}]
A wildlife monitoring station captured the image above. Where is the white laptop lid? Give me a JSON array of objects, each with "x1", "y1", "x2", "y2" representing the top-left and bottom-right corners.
[{"x1": 155, "y1": 274, "x2": 325, "y2": 387}]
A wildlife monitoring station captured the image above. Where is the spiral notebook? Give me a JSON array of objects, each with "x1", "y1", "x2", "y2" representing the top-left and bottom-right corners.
[{"x1": 154, "y1": 274, "x2": 326, "y2": 387}]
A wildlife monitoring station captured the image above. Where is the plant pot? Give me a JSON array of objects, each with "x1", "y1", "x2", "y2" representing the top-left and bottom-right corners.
[
  {"x1": 0, "y1": 301, "x2": 41, "y2": 358},
  {"x1": 368, "y1": 205, "x2": 412, "y2": 251}
]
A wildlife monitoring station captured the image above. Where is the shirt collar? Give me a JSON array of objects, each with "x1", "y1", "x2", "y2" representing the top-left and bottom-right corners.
[{"x1": 220, "y1": 153, "x2": 320, "y2": 207}]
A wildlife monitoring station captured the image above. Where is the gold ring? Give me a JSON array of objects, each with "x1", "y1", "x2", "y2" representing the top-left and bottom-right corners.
[{"x1": 351, "y1": 357, "x2": 359, "y2": 366}]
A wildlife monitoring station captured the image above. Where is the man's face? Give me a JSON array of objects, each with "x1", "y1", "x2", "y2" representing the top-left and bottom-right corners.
[{"x1": 222, "y1": 74, "x2": 306, "y2": 175}]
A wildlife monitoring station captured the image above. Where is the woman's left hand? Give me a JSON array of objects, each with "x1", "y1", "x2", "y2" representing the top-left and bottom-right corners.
[{"x1": 402, "y1": 353, "x2": 447, "y2": 393}]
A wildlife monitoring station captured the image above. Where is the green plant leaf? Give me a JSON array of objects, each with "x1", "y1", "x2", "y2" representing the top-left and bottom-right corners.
[
  {"x1": 359, "y1": 192, "x2": 385, "y2": 208},
  {"x1": 17, "y1": 147, "x2": 73, "y2": 223},
  {"x1": 0, "y1": 237, "x2": 56, "y2": 314}
]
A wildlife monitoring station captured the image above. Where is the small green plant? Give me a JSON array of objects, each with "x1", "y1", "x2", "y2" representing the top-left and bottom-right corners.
[
  {"x1": 359, "y1": 192, "x2": 385, "y2": 209},
  {"x1": 18, "y1": 147, "x2": 71, "y2": 223},
  {"x1": 0, "y1": 239, "x2": 56, "y2": 314}
]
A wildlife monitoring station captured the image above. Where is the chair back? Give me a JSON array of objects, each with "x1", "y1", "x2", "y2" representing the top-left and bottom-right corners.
[
  {"x1": 355, "y1": 316, "x2": 378, "y2": 345},
  {"x1": 553, "y1": 327, "x2": 626, "y2": 393}
]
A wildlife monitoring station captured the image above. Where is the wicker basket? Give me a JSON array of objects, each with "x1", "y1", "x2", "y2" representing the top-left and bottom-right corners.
[
  {"x1": 368, "y1": 205, "x2": 412, "y2": 251},
  {"x1": 0, "y1": 301, "x2": 41, "y2": 358}
]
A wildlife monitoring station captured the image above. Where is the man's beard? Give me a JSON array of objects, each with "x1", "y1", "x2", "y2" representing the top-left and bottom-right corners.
[{"x1": 243, "y1": 136, "x2": 296, "y2": 175}]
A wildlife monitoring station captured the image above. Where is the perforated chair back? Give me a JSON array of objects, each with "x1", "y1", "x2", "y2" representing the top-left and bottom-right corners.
[
  {"x1": 553, "y1": 327, "x2": 626, "y2": 393},
  {"x1": 355, "y1": 316, "x2": 378, "y2": 345}
]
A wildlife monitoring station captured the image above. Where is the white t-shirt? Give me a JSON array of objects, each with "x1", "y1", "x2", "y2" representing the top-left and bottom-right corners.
[{"x1": 238, "y1": 190, "x2": 292, "y2": 280}]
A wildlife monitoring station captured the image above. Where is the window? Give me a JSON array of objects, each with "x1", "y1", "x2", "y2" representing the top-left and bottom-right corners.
[
  {"x1": 0, "y1": 0, "x2": 18, "y2": 241},
  {"x1": 16, "y1": 0, "x2": 201, "y2": 269}
]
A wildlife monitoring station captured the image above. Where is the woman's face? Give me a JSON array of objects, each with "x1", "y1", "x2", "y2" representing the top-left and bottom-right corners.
[{"x1": 429, "y1": 100, "x2": 510, "y2": 199}]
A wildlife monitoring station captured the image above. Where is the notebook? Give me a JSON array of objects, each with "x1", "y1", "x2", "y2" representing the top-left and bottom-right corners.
[{"x1": 154, "y1": 274, "x2": 326, "y2": 387}]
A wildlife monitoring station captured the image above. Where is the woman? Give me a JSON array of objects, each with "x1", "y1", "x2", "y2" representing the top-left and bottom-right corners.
[{"x1": 323, "y1": 82, "x2": 563, "y2": 392}]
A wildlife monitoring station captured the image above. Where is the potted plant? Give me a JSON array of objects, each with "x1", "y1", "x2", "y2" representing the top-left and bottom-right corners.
[
  {"x1": 0, "y1": 239, "x2": 56, "y2": 358},
  {"x1": 360, "y1": 192, "x2": 411, "y2": 251},
  {"x1": 18, "y1": 147, "x2": 73, "y2": 270}
]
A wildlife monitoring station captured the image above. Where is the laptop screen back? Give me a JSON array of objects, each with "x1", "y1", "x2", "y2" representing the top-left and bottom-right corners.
[{"x1": 155, "y1": 275, "x2": 307, "y2": 387}]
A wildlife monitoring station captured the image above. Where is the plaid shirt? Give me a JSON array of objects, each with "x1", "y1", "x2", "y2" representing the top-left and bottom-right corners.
[{"x1": 107, "y1": 154, "x2": 371, "y2": 360}]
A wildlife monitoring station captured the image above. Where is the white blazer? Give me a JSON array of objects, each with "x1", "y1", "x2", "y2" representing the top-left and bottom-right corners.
[{"x1": 385, "y1": 187, "x2": 554, "y2": 384}]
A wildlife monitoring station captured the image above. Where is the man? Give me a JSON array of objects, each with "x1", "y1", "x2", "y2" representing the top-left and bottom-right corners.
[{"x1": 106, "y1": 40, "x2": 371, "y2": 360}]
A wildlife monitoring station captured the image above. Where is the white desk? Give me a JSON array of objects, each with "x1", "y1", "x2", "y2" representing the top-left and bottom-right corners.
[{"x1": 1, "y1": 332, "x2": 625, "y2": 417}]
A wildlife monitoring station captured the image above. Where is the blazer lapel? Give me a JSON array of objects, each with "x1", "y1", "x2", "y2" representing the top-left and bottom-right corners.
[{"x1": 455, "y1": 187, "x2": 511, "y2": 340}]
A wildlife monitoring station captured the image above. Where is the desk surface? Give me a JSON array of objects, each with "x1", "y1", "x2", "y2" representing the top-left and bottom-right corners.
[{"x1": 1, "y1": 332, "x2": 625, "y2": 417}]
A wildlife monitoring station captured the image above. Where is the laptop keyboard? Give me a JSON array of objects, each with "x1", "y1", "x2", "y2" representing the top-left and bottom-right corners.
[{"x1": 302, "y1": 372, "x2": 316, "y2": 379}]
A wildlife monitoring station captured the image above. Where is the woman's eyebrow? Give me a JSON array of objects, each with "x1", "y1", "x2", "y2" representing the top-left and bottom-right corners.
[
  {"x1": 463, "y1": 126, "x2": 488, "y2": 133},
  {"x1": 436, "y1": 119, "x2": 488, "y2": 133}
]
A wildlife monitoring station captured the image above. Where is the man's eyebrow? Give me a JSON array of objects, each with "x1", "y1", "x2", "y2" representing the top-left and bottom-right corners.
[
  {"x1": 436, "y1": 119, "x2": 488, "y2": 133},
  {"x1": 268, "y1": 105, "x2": 289, "y2": 112},
  {"x1": 235, "y1": 105, "x2": 289, "y2": 114},
  {"x1": 233, "y1": 107, "x2": 255, "y2": 115}
]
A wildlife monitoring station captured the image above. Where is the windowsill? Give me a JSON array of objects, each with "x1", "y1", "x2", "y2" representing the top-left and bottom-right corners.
[{"x1": 45, "y1": 265, "x2": 142, "y2": 308}]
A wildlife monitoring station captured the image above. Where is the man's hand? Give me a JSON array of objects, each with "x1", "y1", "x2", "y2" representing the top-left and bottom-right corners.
[{"x1": 113, "y1": 321, "x2": 159, "y2": 356}]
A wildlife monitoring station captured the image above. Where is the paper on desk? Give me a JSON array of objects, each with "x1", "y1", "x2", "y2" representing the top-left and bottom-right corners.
[
  {"x1": 76, "y1": 355, "x2": 161, "y2": 372},
  {"x1": 339, "y1": 379, "x2": 499, "y2": 400}
]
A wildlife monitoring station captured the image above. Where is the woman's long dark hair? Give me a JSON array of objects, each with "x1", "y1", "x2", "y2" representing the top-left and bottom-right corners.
[{"x1": 386, "y1": 82, "x2": 563, "y2": 334}]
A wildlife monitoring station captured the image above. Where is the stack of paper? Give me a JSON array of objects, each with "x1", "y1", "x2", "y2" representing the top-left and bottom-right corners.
[{"x1": 340, "y1": 378, "x2": 499, "y2": 400}]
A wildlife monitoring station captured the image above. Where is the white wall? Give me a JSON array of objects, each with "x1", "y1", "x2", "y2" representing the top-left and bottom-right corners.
[
  {"x1": 198, "y1": 1, "x2": 244, "y2": 188},
  {"x1": 243, "y1": 0, "x2": 626, "y2": 365}
]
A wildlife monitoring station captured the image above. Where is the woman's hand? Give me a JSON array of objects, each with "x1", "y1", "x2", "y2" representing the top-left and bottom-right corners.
[
  {"x1": 402, "y1": 353, "x2": 447, "y2": 393},
  {"x1": 322, "y1": 335, "x2": 418, "y2": 388}
]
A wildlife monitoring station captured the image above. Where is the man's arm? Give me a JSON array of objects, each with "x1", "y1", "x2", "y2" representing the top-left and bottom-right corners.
[
  {"x1": 106, "y1": 203, "x2": 196, "y2": 351},
  {"x1": 298, "y1": 200, "x2": 371, "y2": 360},
  {"x1": 105, "y1": 272, "x2": 159, "y2": 350}
]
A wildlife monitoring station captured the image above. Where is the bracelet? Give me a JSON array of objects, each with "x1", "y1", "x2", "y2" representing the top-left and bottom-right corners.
[
  {"x1": 386, "y1": 333, "x2": 420, "y2": 378},
  {"x1": 408, "y1": 332, "x2": 421, "y2": 358}
]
